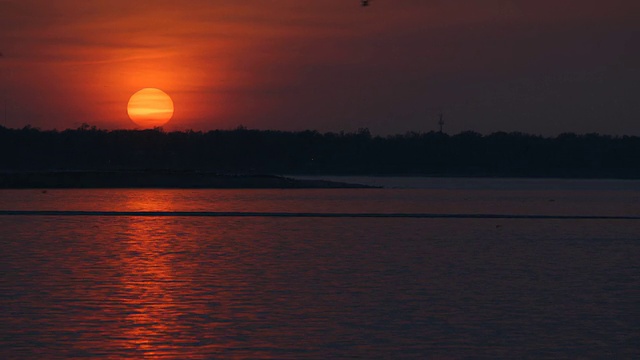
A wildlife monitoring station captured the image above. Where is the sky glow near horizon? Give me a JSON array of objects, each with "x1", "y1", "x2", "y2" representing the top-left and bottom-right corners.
[{"x1": 0, "y1": 0, "x2": 638, "y2": 135}]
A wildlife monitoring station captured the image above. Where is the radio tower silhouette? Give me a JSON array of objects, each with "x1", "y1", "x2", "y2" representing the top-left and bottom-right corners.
[{"x1": 438, "y1": 112, "x2": 444, "y2": 134}]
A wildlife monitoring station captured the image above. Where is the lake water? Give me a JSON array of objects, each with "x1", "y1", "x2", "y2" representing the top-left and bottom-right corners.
[{"x1": 1, "y1": 178, "x2": 639, "y2": 358}]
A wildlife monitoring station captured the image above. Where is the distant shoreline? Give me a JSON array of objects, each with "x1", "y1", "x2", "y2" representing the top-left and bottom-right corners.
[
  {"x1": 0, "y1": 171, "x2": 376, "y2": 189},
  {"x1": 3, "y1": 127, "x2": 640, "y2": 179}
]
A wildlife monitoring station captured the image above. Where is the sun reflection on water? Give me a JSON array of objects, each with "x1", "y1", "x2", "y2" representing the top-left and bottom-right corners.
[
  {"x1": 119, "y1": 219, "x2": 181, "y2": 355},
  {"x1": 2, "y1": 189, "x2": 640, "y2": 358}
]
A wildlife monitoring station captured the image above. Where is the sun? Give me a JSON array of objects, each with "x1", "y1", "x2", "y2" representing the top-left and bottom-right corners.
[{"x1": 127, "y1": 88, "x2": 174, "y2": 128}]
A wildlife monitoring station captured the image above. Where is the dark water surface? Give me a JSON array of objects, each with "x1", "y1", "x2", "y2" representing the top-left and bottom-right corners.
[{"x1": 1, "y1": 182, "x2": 639, "y2": 358}]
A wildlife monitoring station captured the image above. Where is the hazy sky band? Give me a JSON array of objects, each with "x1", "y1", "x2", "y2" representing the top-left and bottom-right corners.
[{"x1": 0, "y1": 0, "x2": 638, "y2": 134}]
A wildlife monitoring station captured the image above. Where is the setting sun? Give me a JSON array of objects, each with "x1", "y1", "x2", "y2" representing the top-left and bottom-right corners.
[{"x1": 127, "y1": 88, "x2": 174, "y2": 128}]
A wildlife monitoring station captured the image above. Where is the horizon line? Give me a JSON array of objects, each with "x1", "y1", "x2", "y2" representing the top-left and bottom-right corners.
[
  {"x1": 1, "y1": 124, "x2": 637, "y2": 139},
  {"x1": 1, "y1": 210, "x2": 638, "y2": 220}
]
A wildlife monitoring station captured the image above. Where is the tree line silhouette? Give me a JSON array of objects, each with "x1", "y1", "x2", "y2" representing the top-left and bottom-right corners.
[{"x1": 2, "y1": 124, "x2": 640, "y2": 178}]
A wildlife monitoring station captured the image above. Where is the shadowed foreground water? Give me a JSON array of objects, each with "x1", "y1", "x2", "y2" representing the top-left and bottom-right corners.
[{"x1": 1, "y1": 186, "x2": 639, "y2": 358}]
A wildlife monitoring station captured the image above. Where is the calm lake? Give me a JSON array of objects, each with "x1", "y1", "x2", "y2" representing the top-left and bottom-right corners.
[{"x1": 1, "y1": 178, "x2": 639, "y2": 358}]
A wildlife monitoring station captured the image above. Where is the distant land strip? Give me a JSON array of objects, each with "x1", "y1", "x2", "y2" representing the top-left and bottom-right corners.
[
  {"x1": 4, "y1": 127, "x2": 640, "y2": 179},
  {"x1": 0, "y1": 171, "x2": 377, "y2": 189},
  {"x1": 0, "y1": 211, "x2": 638, "y2": 220}
]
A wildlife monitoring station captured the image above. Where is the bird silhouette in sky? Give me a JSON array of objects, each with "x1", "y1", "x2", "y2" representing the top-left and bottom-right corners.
[{"x1": 361, "y1": 0, "x2": 369, "y2": 7}]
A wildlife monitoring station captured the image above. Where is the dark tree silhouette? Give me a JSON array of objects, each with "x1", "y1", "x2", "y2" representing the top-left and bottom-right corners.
[{"x1": 1, "y1": 124, "x2": 639, "y2": 178}]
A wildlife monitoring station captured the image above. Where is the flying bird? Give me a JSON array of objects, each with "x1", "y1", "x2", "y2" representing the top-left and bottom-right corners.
[{"x1": 361, "y1": 0, "x2": 369, "y2": 6}]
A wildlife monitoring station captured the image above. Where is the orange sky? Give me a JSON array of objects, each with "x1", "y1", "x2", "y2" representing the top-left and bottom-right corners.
[{"x1": 1, "y1": 1, "x2": 638, "y2": 134}]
